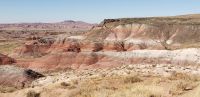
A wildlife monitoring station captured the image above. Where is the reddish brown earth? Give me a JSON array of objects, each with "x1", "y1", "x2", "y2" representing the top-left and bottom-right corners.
[
  {"x1": 2, "y1": 15, "x2": 200, "y2": 72},
  {"x1": 26, "y1": 52, "x2": 104, "y2": 70},
  {"x1": 0, "y1": 21, "x2": 96, "y2": 88},
  {"x1": 0, "y1": 54, "x2": 15, "y2": 65},
  {"x1": 1, "y1": 14, "x2": 200, "y2": 97},
  {"x1": 12, "y1": 40, "x2": 53, "y2": 58},
  {"x1": 1, "y1": 15, "x2": 200, "y2": 96},
  {"x1": 10, "y1": 15, "x2": 200, "y2": 72}
]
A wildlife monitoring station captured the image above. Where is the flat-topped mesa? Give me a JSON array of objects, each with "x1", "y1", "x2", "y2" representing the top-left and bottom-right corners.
[
  {"x1": 101, "y1": 14, "x2": 200, "y2": 26},
  {"x1": 86, "y1": 15, "x2": 200, "y2": 50},
  {"x1": 100, "y1": 19, "x2": 120, "y2": 26}
]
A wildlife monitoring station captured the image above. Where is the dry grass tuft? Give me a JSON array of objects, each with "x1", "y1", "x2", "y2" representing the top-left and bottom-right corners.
[
  {"x1": 60, "y1": 82, "x2": 70, "y2": 87},
  {"x1": 168, "y1": 72, "x2": 200, "y2": 82},
  {"x1": 0, "y1": 41, "x2": 21, "y2": 54},
  {"x1": 60, "y1": 82, "x2": 76, "y2": 89},
  {"x1": 123, "y1": 76, "x2": 143, "y2": 83},
  {"x1": 0, "y1": 86, "x2": 17, "y2": 93},
  {"x1": 2, "y1": 71, "x2": 200, "y2": 97},
  {"x1": 169, "y1": 80, "x2": 198, "y2": 96}
]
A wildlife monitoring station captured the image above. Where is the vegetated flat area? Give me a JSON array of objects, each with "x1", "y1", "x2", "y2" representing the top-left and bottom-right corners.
[
  {"x1": 1, "y1": 64, "x2": 200, "y2": 97},
  {"x1": 0, "y1": 41, "x2": 21, "y2": 55}
]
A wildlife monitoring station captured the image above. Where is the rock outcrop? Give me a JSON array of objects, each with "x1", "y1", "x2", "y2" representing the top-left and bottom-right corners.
[
  {"x1": 0, "y1": 65, "x2": 44, "y2": 88},
  {"x1": 12, "y1": 37, "x2": 55, "y2": 58},
  {"x1": 0, "y1": 54, "x2": 15, "y2": 65}
]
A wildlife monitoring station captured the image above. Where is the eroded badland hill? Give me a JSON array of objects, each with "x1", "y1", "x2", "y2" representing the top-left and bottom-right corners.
[{"x1": 1, "y1": 14, "x2": 200, "y2": 97}]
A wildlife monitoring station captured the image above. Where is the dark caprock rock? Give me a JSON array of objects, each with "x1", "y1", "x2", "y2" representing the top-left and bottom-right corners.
[{"x1": 24, "y1": 69, "x2": 45, "y2": 79}]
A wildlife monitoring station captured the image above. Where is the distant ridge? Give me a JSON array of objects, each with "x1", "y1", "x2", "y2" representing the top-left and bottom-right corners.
[
  {"x1": 0, "y1": 20, "x2": 96, "y2": 31},
  {"x1": 175, "y1": 14, "x2": 200, "y2": 18}
]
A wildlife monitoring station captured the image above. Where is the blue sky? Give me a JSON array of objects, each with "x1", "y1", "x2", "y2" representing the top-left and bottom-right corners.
[{"x1": 0, "y1": 0, "x2": 199, "y2": 23}]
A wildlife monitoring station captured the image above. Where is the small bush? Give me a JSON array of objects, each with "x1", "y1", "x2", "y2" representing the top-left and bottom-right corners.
[
  {"x1": 0, "y1": 86, "x2": 16, "y2": 93},
  {"x1": 176, "y1": 81, "x2": 196, "y2": 91},
  {"x1": 27, "y1": 90, "x2": 40, "y2": 97},
  {"x1": 60, "y1": 82, "x2": 70, "y2": 87},
  {"x1": 123, "y1": 76, "x2": 143, "y2": 83},
  {"x1": 60, "y1": 82, "x2": 76, "y2": 89},
  {"x1": 149, "y1": 94, "x2": 160, "y2": 97},
  {"x1": 169, "y1": 80, "x2": 197, "y2": 96},
  {"x1": 168, "y1": 72, "x2": 199, "y2": 81}
]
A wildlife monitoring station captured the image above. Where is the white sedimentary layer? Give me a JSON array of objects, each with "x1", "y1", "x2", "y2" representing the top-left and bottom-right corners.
[
  {"x1": 67, "y1": 36, "x2": 85, "y2": 40},
  {"x1": 97, "y1": 48, "x2": 200, "y2": 64}
]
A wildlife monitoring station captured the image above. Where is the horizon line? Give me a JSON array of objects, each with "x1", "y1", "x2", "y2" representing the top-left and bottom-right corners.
[{"x1": 0, "y1": 13, "x2": 199, "y2": 24}]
